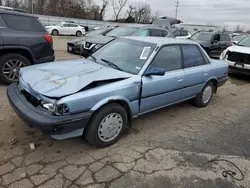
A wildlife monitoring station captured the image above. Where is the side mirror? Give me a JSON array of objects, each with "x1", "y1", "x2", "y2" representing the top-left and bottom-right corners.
[{"x1": 144, "y1": 67, "x2": 165, "y2": 77}]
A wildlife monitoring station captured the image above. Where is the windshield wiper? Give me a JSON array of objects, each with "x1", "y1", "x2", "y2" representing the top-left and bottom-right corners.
[
  {"x1": 89, "y1": 55, "x2": 98, "y2": 63},
  {"x1": 100, "y1": 59, "x2": 123, "y2": 71}
]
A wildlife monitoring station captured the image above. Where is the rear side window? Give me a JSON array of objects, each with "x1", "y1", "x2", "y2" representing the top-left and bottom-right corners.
[
  {"x1": 181, "y1": 31, "x2": 188, "y2": 36},
  {"x1": 70, "y1": 24, "x2": 78, "y2": 27},
  {"x1": 182, "y1": 45, "x2": 204, "y2": 68},
  {"x1": 162, "y1": 30, "x2": 168, "y2": 37},
  {"x1": 137, "y1": 29, "x2": 150, "y2": 36},
  {"x1": 150, "y1": 29, "x2": 164, "y2": 37},
  {"x1": 2, "y1": 14, "x2": 45, "y2": 32},
  {"x1": 173, "y1": 30, "x2": 181, "y2": 36}
]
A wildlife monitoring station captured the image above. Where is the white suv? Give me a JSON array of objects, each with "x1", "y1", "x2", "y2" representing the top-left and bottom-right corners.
[{"x1": 46, "y1": 22, "x2": 86, "y2": 37}]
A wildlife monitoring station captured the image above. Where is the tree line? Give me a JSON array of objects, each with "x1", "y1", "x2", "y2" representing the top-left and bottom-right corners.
[{"x1": 0, "y1": 0, "x2": 160, "y2": 23}]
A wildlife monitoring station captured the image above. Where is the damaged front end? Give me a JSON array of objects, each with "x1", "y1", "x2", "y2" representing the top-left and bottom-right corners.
[
  {"x1": 221, "y1": 47, "x2": 250, "y2": 75},
  {"x1": 18, "y1": 78, "x2": 70, "y2": 117}
]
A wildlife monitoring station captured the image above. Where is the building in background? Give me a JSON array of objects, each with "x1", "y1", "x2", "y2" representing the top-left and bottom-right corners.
[{"x1": 173, "y1": 24, "x2": 221, "y2": 35}]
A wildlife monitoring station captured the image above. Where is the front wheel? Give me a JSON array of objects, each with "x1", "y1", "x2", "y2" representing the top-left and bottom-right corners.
[
  {"x1": 194, "y1": 82, "x2": 214, "y2": 107},
  {"x1": 85, "y1": 103, "x2": 128, "y2": 148},
  {"x1": 52, "y1": 29, "x2": 59, "y2": 36}
]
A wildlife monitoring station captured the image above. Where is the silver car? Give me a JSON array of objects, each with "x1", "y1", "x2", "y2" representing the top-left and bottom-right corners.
[{"x1": 7, "y1": 37, "x2": 228, "y2": 147}]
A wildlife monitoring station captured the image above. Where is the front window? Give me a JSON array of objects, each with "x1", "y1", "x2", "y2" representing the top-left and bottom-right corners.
[
  {"x1": 234, "y1": 36, "x2": 247, "y2": 43},
  {"x1": 106, "y1": 27, "x2": 138, "y2": 37},
  {"x1": 89, "y1": 39, "x2": 157, "y2": 74},
  {"x1": 191, "y1": 32, "x2": 213, "y2": 41}
]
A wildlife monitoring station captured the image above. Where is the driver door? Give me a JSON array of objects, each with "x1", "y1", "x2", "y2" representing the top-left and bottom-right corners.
[
  {"x1": 139, "y1": 45, "x2": 185, "y2": 114},
  {"x1": 210, "y1": 34, "x2": 220, "y2": 56}
]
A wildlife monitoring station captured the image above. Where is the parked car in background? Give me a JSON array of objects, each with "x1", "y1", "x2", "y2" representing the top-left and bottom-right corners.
[
  {"x1": 80, "y1": 25, "x2": 174, "y2": 58},
  {"x1": 7, "y1": 37, "x2": 228, "y2": 147},
  {"x1": 67, "y1": 26, "x2": 117, "y2": 54},
  {"x1": 231, "y1": 35, "x2": 247, "y2": 45},
  {"x1": 220, "y1": 35, "x2": 250, "y2": 75},
  {"x1": 172, "y1": 28, "x2": 191, "y2": 39},
  {"x1": 46, "y1": 22, "x2": 86, "y2": 37},
  {"x1": 0, "y1": 7, "x2": 54, "y2": 84},
  {"x1": 190, "y1": 31, "x2": 231, "y2": 57}
]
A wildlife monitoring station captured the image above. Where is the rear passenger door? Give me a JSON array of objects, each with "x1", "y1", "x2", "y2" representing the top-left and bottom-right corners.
[
  {"x1": 182, "y1": 45, "x2": 209, "y2": 99},
  {"x1": 140, "y1": 45, "x2": 184, "y2": 114}
]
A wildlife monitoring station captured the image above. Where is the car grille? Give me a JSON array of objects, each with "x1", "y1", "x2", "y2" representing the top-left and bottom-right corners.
[
  {"x1": 227, "y1": 51, "x2": 250, "y2": 65},
  {"x1": 67, "y1": 43, "x2": 75, "y2": 47}
]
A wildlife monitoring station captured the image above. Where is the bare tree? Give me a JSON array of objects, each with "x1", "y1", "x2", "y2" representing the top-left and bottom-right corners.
[
  {"x1": 151, "y1": 10, "x2": 160, "y2": 22},
  {"x1": 99, "y1": 0, "x2": 108, "y2": 20},
  {"x1": 222, "y1": 25, "x2": 228, "y2": 32},
  {"x1": 112, "y1": 0, "x2": 128, "y2": 21},
  {"x1": 234, "y1": 25, "x2": 245, "y2": 33},
  {"x1": 0, "y1": 0, "x2": 2, "y2": 6},
  {"x1": 132, "y1": 2, "x2": 151, "y2": 24}
]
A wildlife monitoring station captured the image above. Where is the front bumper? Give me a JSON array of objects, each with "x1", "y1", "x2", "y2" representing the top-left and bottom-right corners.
[
  {"x1": 67, "y1": 43, "x2": 81, "y2": 54},
  {"x1": 7, "y1": 83, "x2": 92, "y2": 136},
  {"x1": 229, "y1": 66, "x2": 250, "y2": 76},
  {"x1": 218, "y1": 76, "x2": 228, "y2": 87}
]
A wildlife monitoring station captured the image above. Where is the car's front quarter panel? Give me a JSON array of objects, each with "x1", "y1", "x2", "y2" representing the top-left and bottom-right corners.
[{"x1": 57, "y1": 75, "x2": 142, "y2": 118}]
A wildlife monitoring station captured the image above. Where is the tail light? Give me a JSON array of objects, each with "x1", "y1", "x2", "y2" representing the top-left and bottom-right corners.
[
  {"x1": 43, "y1": 34, "x2": 53, "y2": 43},
  {"x1": 43, "y1": 34, "x2": 53, "y2": 48}
]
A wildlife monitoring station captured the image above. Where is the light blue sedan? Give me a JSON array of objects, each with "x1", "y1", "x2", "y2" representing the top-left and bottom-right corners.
[{"x1": 7, "y1": 37, "x2": 228, "y2": 147}]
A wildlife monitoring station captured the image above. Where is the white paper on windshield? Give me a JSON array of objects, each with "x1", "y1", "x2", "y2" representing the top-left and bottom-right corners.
[{"x1": 140, "y1": 47, "x2": 151, "y2": 60}]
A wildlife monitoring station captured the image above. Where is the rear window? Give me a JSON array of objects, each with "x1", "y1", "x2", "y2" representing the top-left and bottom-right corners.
[{"x1": 2, "y1": 14, "x2": 45, "y2": 32}]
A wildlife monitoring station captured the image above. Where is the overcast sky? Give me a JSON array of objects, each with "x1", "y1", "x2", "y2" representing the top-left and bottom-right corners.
[{"x1": 96, "y1": 0, "x2": 250, "y2": 30}]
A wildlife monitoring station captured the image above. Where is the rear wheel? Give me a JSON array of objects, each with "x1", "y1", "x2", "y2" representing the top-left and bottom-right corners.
[
  {"x1": 52, "y1": 29, "x2": 59, "y2": 36},
  {"x1": 0, "y1": 54, "x2": 31, "y2": 84},
  {"x1": 85, "y1": 103, "x2": 128, "y2": 148},
  {"x1": 194, "y1": 82, "x2": 214, "y2": 107},
  {"x1": 76, "y1": 31, "x2": 82, "y2": 37}
]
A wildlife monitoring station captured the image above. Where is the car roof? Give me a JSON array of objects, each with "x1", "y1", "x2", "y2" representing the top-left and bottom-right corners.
[
  {"x1": 121, "y1": 36, "x2": 198, "y2": 45},
  {"x1": 0, "y1": 9, "x2": 36, "y2": 17}
]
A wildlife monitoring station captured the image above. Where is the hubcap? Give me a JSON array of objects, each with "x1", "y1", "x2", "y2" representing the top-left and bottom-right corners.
[
  {"x1": 2, "y1": 59, "x2": 25, "y2": 81},
  {"x1": 202, "y1": 85, "x2": 213, "y2": 104},
  {"x1": 98, "y1": 113, "x2": 123, "y2": 142}
]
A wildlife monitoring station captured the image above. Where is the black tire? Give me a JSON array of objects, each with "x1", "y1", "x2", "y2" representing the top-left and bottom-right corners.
[
  {"x1": 76, "y1": 31, "x2": 82, "y2": 37},
  {"x1": 85, "y1": 103, "x2": 128, "y2": 148},
  {"x1": 0, "y1": 53, "x2": 31, "y2": 84},
  {"x1": 52, "y1": 29, "x2": 59, "y2": 36},
  {"x1": 194, "y1": 82, "x2": 214, "y2": 107}
]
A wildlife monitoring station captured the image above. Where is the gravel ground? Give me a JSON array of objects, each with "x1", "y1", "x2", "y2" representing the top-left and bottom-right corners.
[{"x1": 0, "y1": 36, "x2": 250, "y2": 188}]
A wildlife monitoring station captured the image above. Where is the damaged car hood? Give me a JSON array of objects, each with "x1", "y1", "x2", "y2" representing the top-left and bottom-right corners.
[
  {"x1": 19, "y1": 59, "x2": 131, "y2": 98},
  {"x1": 226, "y1": 45, "x2": 250, "y2": 54}
]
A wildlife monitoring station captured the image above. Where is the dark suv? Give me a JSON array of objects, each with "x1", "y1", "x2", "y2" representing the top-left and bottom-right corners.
[
  {"x1": 190, "y1": 31, "x2": 231, "y2": 57},
  {"x1": 0, "y1": 7, "x2": 54, "y2": 84}
]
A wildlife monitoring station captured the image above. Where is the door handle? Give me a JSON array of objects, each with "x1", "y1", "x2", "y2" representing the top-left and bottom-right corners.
[
  {"x1": 204, "y1": 73, "x2": 208, "y2": 76},
  {"x1": 177, "y1": 78, "x2": 183, "y2": 82}
]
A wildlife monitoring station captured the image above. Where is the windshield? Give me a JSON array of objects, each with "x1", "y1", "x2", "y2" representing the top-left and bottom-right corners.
[
  {"x1": 88, "y1": 38, "x2": 156, "y2": 74},
  {"x1": 233, "y1": 36, "x2": 246, "y2": 41},
  {"x1": 191, "y1": 32, "x2": 213, "y2": 41},
  {"x1": 237, "y1": 36, "x2": 250, "y2": 47},
  {"x1": 106, "y1": 27, "x2": 138, "y2": 37}
]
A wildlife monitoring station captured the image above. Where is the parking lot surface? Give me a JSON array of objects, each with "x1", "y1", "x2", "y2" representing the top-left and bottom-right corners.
[{"x1": 0, "y1": 36, "x2": 250, "y2": 188}]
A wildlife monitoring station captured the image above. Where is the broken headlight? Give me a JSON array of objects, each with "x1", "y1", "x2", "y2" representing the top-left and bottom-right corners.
[{"x1": 42, "y1": 103, "x2": 70, "y2": 116}]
